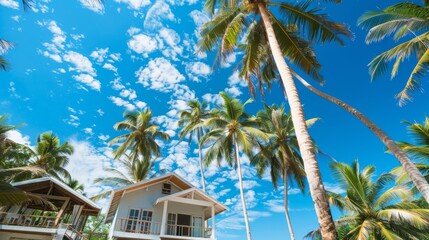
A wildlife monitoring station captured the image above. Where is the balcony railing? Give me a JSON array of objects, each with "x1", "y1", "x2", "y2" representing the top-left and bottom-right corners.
[
  {"x1": 116, "y1": 218, "x2": 161, "y2": 235},
  {"x1": 115, "y1": 218, "x2": 212, "y2": 238},
  {"x1": 0, "y1": 211, "x2": 59, "y2": 228},
  {"x1": 165, "y1": 224, "x2": 212, "y2": 238}
]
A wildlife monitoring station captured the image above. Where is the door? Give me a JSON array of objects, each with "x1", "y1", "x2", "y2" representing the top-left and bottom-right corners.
[
  {"x1": 192, "y1": 216, "x2": 203, "y2": 237},
  {"x1": 176, "y1": 214, "x2": 191, "y2": 236}
]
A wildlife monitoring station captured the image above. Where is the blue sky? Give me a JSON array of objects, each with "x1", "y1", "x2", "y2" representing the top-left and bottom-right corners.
[{"x1": 1, "y1": 0, "x2": 428, "y2": 239}]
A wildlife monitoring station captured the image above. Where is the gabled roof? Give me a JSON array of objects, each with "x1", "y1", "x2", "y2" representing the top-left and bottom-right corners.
[
  {"x1": 155, "y1": 187, "x2": 228, "y2": 218},
  {"x1": 105, "y1": 172, "x2": 226, "y2": 223},
  {"x1": 12, "y1": 177, "x2": 100, "y2": 215}
]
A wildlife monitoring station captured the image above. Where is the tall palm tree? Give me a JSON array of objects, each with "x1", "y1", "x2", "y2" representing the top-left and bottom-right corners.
[
  {"x1": 306, "y1": 160, "x2": 429, "y2": 239},
  {"x1": 289, "y1": 72, "x2": 429, "y2": 204},
  {"x1": 391, "y1": 117, "x2": 429, "y2": 191},
  {"x1": 358, "y1": 1, "x2": 429, "y2": 106},
  {"x1": 31, "y1": 132, "x2": 73, "y2": 181},
  {"x1": 91, "y1": 155, "x2": 158, "y2": 200},
  {"x1": 109, "y1": 109, "x2": 170, "y2": 162},
  {"x1": 252, "y1": 105, "x2": 313, "y2": 240},
  {"x1": 199, "y1": 1, "x2": 350, "y2": 238},
  {"x1": 201, "y1": 92, "x2": 269, "y2": 240},
  {"x1": 0, "y1": 40, "x2": 13, "y2": 71},
  {"x1": 397, "y1": 117, "x2": 429, "y2": 159},
  {"x1": 178, "y1": 99, "x2": 211, "y2": 192}
]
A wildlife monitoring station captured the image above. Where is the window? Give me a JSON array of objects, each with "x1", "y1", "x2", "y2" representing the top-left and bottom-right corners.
[
  {"x1": 162, "y1": 183, "x2": 171, "y2": 194},
  {"x1": 166, "y1": 213, "x2": 177, "y2": 235},
  {"x1": 126, "y1": 209, "x2": 153, "y2": 233},
  {"x1": 126, "y1": 208, "x2": 140, "y2": 232},
  {"x1": 140, "y1": 210, "x2": 153, "y2": 233}
]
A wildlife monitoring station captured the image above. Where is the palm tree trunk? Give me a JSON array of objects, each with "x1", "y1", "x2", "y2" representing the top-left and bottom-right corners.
[
  {"x1": 293, "y1": 72, "x2": 429, "y2": 204},
  {"x1": 198, "y1": 128, "x2": 207, "y2": 192},
  {"x1": 283, "y1": 169, "x2": 295, "y2": 240},
  {"x1": 258, "y1": 4, "x2": 337, "y2": 239},
  {"x1": 234, "y1": 136, "x2": 252, "y2": 240}
]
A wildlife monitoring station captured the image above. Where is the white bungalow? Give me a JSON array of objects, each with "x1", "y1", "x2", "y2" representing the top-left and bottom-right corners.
[
  {"x1": 0, "y1": 177, "x2": 101, "y2": 240},
  {"x1": 106, "y1": 172, "x2": 228, "y2": 240}
]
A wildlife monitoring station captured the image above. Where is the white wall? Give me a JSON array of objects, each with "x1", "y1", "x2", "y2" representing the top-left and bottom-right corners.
[{"x1": 114, "y1": 182, "x2": 207, "y2": 227}]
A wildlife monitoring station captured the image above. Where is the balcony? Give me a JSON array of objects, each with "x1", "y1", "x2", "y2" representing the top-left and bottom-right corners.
[
  {"x1": 115, "y1": 218, "x2": 212, "y2": 239},
  {"x1": 0, "y1": 211, "x2": 59, "y2": 228}
]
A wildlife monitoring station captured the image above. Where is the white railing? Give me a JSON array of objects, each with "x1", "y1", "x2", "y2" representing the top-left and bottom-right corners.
[
  {"x1": 165, "y1": 224, "x2": 212, "y2": 238},
  {"x1": 0, "y1": 211, "x2": 59, "y2": 228},
  {"x1": 116, "y1": 218, "x2": 161, "y2": 235}
]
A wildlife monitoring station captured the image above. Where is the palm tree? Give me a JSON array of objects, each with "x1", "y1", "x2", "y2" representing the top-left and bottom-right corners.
[
  {"x1": 91, "y1": 155, "x2": 159, "y2": 200},
  {"x1": 201, "y1": 92, "x2": 269, "y2": 240},
  {"x1": 306, "y1": 160, "x2": 429, "y2": 239},
  {"x1": 0, "y1": 166, "x2": 47, "y2": 206},
  {"x1": 31, "y1": 132, "x2": 73, "y2": 181},
  {"x1": 63, "y1": 177, "x2": 85, "y2": 192},
  {"x1": 397, "y1": 117, "x2": 429, "y2": 159},
  {"x1": 252, "y1": 105, "x2": 313, "y2": 240},
  {"x1": 391, "y1": 117, "x2": 429, "y2": 191},
  {"x1": 109, "y1": 109, "x2": 170, "y2": 162},
  {"x1": 0, "y1": 40, "x2": 13, "y2": 71},
  {"x1": 199, "y1": 1, "x2": 350, "y2": 238},
  {"x1": 358, "y1": 1, "x2": 429, "y2": 106},
  {"x1": 290, "y1": 72, "x2": 429, "y2": 204},
  {"x1": 178, "y1": 99, "x2": 211, "y2": 192}
]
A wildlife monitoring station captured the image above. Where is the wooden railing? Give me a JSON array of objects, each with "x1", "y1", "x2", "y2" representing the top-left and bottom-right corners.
[
  {"x1": 116, "y1": 218, "x2": 161, "y2": 235},
  {"x1": 0, "y1": 211, "x2": 59, "y2": 228},
  {"x1": 64, "y1": 224, "x2": 89, "y2": 240},
  {"x1": 165, "y1": 224, "x2": 212, "y2": 238}
]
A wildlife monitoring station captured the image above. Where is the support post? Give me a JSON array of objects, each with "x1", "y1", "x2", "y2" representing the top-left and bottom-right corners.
[
  {"x1": 160, "y1": 201, "x2": 168, "y2": 235},
  {"x1": 211, "y1": 205, "x2": 215, "y2": 239}
]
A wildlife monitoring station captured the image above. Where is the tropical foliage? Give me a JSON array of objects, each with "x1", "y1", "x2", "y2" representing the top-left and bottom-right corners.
[
  {"x1": 199, "y1": 1, "x2": 351, "y2": 238},
  {"x1": 307, "y1": 160, "x2": 429, "y2": 239},
  {"x1": 359, "y1": 1, "x2": 429, "y2": 105},
  {"x1": 109, "y1": 109, "x2": 170, "y2": 162},
  {"x1": 201, "y1": 92, "x2": 269, "y2": 239},
  {"x1": 251, "y1": 105, "x2": 309, "y2": 240},
  {"x1": 178, "y1": 99, "x2": 211, "y2": 192}
]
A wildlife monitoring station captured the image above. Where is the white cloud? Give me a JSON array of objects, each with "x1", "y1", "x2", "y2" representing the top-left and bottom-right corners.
[
  {"x1": 66, "y1": 139, "x2": 112, "y2": 207},
  {"x1": 114, "y1": 0, "x2": 151, "y2": 10},
  {"x1": 186, "y1": 61, "x2": 210, "y2": 82},
  {"x1": 228, "y1": 71, "x2": 247, "y2": 87},
  {"x1": 119, "y1": 89, "x2": 137, "y2": 100},
  {"x1": 189, "y1": 10, "x2": 209, "y2": 27},
  {"x1": 11, "y1": 15, "x2": 20, "y2": 22},
  {"x1": 79, "y1": 0, "x2": 104, "y2": 13},
  {"x1": 73, "y1": 74, "x2": 101, "y2": 91},
  {"x1": 64, "y1": 51, "x2": 97, "y2": 76},
  {"x1": 103, "y1": 63, "x2": 118, "y2": 72},
  {"x1": 7, "y1": 130, "x2": 30, "y2": 145},
  {"x1": 127, "y1": 27, "x2": 141, "y2": 36},
  {"x1": 97, "y1": 108, "x2": 105, "y2": 116},
  {"x1": 234, "y1": 180, "x2": 260, "y2": 190},
  {"x1": 144, "y1": 1, "x2": 175, "y2": 29},
  {"x1": 158, "y1": 28, "x2": 183, "y2": 60},
  {"x1": 0, "y1": 0, "x2": 19, "y2": 9},
  {"x1": 127, "y1": 34, "x2": 158, "y2": 57},
  {"x1": 109, "y1": 96, "x2": 136, "y2": 111},
  {"x1": 90, "y1": 48, "x2": 109, "y2": 63},
  {"x1": 135, "y1": 101, "x2": 147, "y2": 109},
  {"x1": 136, "y1": 57, "x2": 185, "y2": 93},
  {"x1": 225, "y1": 86, "x2": 242, "y2": 97},
  {"x1": 84, "y1": 128, "x2": 94, "y2": 135},
  {"x1": 98, "y1": 134, "x2": 110, "y2": 141}
]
